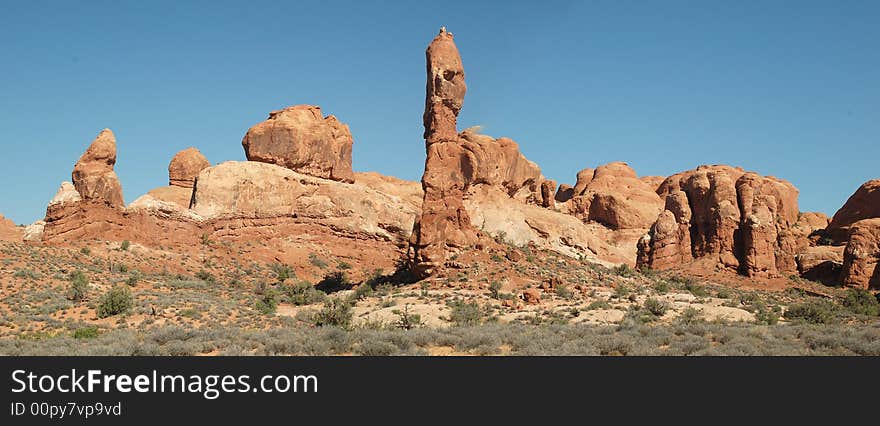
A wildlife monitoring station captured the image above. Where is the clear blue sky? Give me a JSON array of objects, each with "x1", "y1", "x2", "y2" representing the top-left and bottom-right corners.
[{"x1": 1, "y1": 1, "x2": 877, "y2": 224}]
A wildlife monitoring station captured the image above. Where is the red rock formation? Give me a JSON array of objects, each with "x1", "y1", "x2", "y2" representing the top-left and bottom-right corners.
[
  {"x1": 554, "y1": 184, "x2": 574, "y2": 203},
  {"x1": 71, "y1": 129, "x2": 124, "y2": 208},
  {"x1": 639, "y1": 165, "x2": 803, "y2": 277},
  {"x1": 540, "y1": 180, "x2": 556, "y2": 208},
  {"x1": 169, "y1": 147, "x2": 210, "y2": 188},
  {"x1": 827, "y1": 179, "x2": 880, "y2": 243},
  {"x1": 558, "y1": 162, "x2": 663, "y2": 230},
  {"x1": 242, "y1": 105, "x2": 354, "y2": 183},
  {"x1": 410, "y1": 28, "x2": 480, "y2": 277},
  {"x1": 840, "y1": 218, "x2": 880, "y2": 289},
  {"x1": 637, "y1": 191, "x2": 692, "y2": 269},
  {"x1": 797, "y1": 245, "x2": 844, "y2": 286},
  {"x1": 0, "y1": 214, "x2": 19, "y2": 242},
  {"x1": 410, "y1": 28, "x2": 548, "y2": 277}
]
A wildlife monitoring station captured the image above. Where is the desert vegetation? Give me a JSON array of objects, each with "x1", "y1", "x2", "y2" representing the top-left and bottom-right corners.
[{"x1": 1, "y1": 239, "x2": 878, "y2": 356}]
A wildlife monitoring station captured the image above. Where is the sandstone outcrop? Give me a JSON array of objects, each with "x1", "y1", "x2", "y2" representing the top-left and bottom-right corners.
[
  {"x1": 827, "y1": 179, "x2": 880, "y2": 243},
  {"x1": 169, "y1": 147, "x2": 210, "y2": 188},
  {"x1": 410, "y1": 28, "x2": 653, "y2": 277},
  {"x1": 796, "y1": 245, "x2": 844, "y2": 286},
  {"x1": 242, "y1": 105, "x2": 354, "y2": 183},
  {"x1": 191, "y1": 161, "x2": 417, "y2": 243},
  {"x1": 556, "y1": 162, "x2": 663, "y2": 230},
  {"x1": 0, "y1": 215, "x2": 19, "y2": 241},
  {"x1": 132, "y1": 148, "x2": 210, "y2": 211},
  {"x1": 409, "y1": 28, "x2": 490, "y2": 277},
  {"x1": 840, "y1": 218, "x2": 880, "y2": 289},
  {"x1": 49, "y1": 182, "x2": 82, "y2": 206},
  {"x1": 410, "y1": 28, "x2": 569, "y2": 277},
  {"x1": 71, "y1": 129, "x2": 124, "y2": 208},
  {"x1": 638, "y1": 165, "x2": 803, "y2": 277}
]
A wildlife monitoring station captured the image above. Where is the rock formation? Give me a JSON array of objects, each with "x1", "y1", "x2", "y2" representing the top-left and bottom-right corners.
[
  {"x1": 555, "y1": 162, "x2": 664, "y2": 230},
  {"x1": 409, "y1": 28, "x2": 657, "y2": 277},
  {"x1": 130, "y1": 148, "x2": 211, "y2": 211},
  {"x1": 826, "y1": 179, "x2": 880, "y2": 243},
  {"x1": 638, "y1": 165, "x2": 804, "y2": 277},
  {"x1": 242, "y1": 105, "x2": 354, "y2": 183},
  {"x1": 840, "y1": 218, "x2": 880, "y2": 289},
  {"x1": 410, "y1": 28, "x2": 551, "y2": 277},
  {"x1": 71, "y1": 129, "x2": 124, "y2": 208},
  {"x1": 190, "y1": 161, "x2": 417, "y2": 243},
  {"x1": 169, "y1": 147, "x2": 210, "y2": 188},
  {"x1": 0, "y1": 215, "x2": 19, "y2": 242}
]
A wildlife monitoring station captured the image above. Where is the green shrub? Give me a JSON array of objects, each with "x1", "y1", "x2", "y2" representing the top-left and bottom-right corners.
[
  {"x1": 120, "y1": 240, "x2": 130, "y2": 251},
  {"x1": 842, "y1": 289, "x2": 880, "y2": 316},
  {"x1": 586, "y1": 300, "x2": 610, "y2": 310},
  {"x1": 784, "y1": 300, "x2": 837, "y2": 324},
  {"x1": 676, "y1": 307, "x2": 702, "y2": 325},
  {"x1": 69, "y1": 271, "x2": 89, "y2": 302},
  {"x1": 308, "y1": 253, "x2": 329, "y2": 269},
  {"x1": 393, "y1": 305, "x2": 423, "y2": 330},
  {"x1": 72, "y1": 326, "x2": 99, "y2": 339},
  {"x1": 556, "y1": 284, "x2": 573, "y2": 300},
  {"x1": 97, "y1": 286, "x2": 134, "y2": 318},
  {"x1": 271, "y1": 263, "x2": 294, "y2": 282},
  {"x1": 654, "y1": 281, "x2": 669, "y2": 294},
  {"x1": 489, "y1": 281, "x2": 502, "y2": 299},
  {"x1": 448, "y1": 299, "x2": 483, "y2": 326},
  {"x1": 80, "y1": 247, "x2": 91, "y2": 255},
  {"x1": 125, "y1": 271, "x2": 141, "y2": 286},
  {"x1": 195, "y1": 270, "x2": 215, "y2": 283},
  {"x1": 316, "y1": 271, "x2": 351, "y2": 292},
  {"x1": 644, "y1": 298, "x2": 669, "y2": 316},
  {"x1": 255, "y1": 292, "x2": 278, "y2": 315},
  {"x1": 754, "y1": 303, "x2": 781, "y2": 325},
  {"x1": 614, "y1": 264, "x2": 636, "y2": 278},
  {"x1": 284, "y1": 281, "x2": 326, "y2": 306},
  {"x1": 313, "y1": 298, "x2": 353, "y2": 328}
]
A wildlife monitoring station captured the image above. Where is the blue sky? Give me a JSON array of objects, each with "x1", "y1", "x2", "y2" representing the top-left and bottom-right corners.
[{"x1": 1, "y1": 1, "x2": 877, "y2": 224}]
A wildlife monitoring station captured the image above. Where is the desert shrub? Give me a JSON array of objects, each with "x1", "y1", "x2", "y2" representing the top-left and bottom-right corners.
[
  {"x1": 754, "y1": 303, "x2": 782, "y2": 325},
  {"x1": 271, "y1": 263, "x2": 294, "y2": 282},
  {"x1": 644, "y1": 298, "x2": 669, "y2": 316},
  {"x1": 394, "y1": 305, "x2": 423, "y2": 330},
  {"x1": 120, "y1": 240, "x2": 130, "y2": 251},
  {"x1": 676, "y1": 307, "x2": 702, "y2": 325},
  {"x1": 842, "y1": 289, "x2": 880, "y2": 316},
  {"x1": 97, "y1": 286, "x2": 134, "y2": 318},
  {"x1": 489, "y1": 281, "x2": 502, "y2": 299},
  {"x1": 448, "y1": 299, "x2": 483, "y2": 326},
  {"x1": 255, "y1": 291, "x2": 278, "y2": 315},
  {"x1": 313, "y1": 298, "x2": 353, "y2": 328},
  {"x1": 654, "y1": 281, "x2": 669, "y2": 294},
  {"x1": 69, "y1": 270, "x2": 89, "y2": 302},
  {"x1": 80, "y1": 247, "x2": 91, "y2": 255},
  {"x1": 195, "y1": 270, "x2": 215, "y2": 283},
  {"x1": 125, "y1": 271, "x2": 141, "y2": 286},
  {"x1": 284, "y1": 281, "x2": 326, "y2": 306},
  {"x1": 316, "y1": 271, "x2": 351, "y2": 293},
  {"x1": 73, "y1": 326, "x2": 99, "y2": 339},
  {"x1": 556, "y1": 284, "x2": 574, "y2": 300},
  {"x1": 109, "y1": 262, "x2": 128, "y2": 273},
  {"x1": 586, "y1": 300, "x2": 610, "y2": 310},
  {"x1": 614, "y1": 264, "x2": 636, "y2": 278},
  {"x1": 308, "y1": 253, "x2": 328, "y2": 269},
  {"x1": 336, "y1": 261, "x2": 352, "y2": 270},
  {"x1": 784, "y1": 300, "x2": 837, "y2": 324}
]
